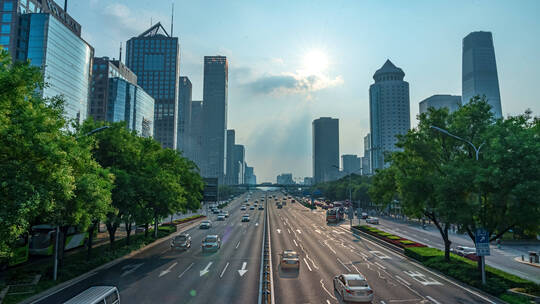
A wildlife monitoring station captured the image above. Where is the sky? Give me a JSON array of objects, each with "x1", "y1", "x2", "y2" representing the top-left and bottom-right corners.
[{"x1": 69, "y1": 0, "x2": 540, "y2": 183}]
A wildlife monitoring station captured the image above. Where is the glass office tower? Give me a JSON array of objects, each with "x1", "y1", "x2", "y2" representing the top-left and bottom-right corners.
[{"x1": 19, "y1": 13, "x2": 92, "y2": 123}]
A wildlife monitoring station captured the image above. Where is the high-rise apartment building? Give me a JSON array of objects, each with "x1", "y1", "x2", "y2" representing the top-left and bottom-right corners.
[
  {"x1": 225, "y1": 129, "x2": 236, "y2": 185},
  {"x1": 362, "y1": 134, "x2": 371, "y2": 175},
  {"x1": 233, "y1": 144, "x2": 245, "y2": 184},
  {"x1": 202, "y1": 56, "x2": 228, "y2": 182},
  {"x1": 462, "y1": 31, "x2": 502, "y2": 118},
  {"x1": 126, "y1": 22, "x2": 180, "y2": 149},
  {"x1": 369, "y1": 60, "x2": 410, "y2": 171},
  {"x1": 14, "y1": 1, "x2": 92, "y2": 124},
  {"x1": 244, "y1": 165, "x2": 256, "y2": 185},
  {"x1": 177, "y1": 76, "x2": 192, "y2": 154},
  {"x1": 342, "y1": 154, "x2": 361, "y2": 174},
  {"x1": 277, "y1": 173, "x2": 294, "y2": 185},
  {"x1": 419, "y1": 94, "x2": 461, "y2": 114},
  {"x1": 189, "y1": 100, "x2": 204, "y2": 169},
  {"x1": 312, "y1": 117, "x2": 339, "y2": 184}
]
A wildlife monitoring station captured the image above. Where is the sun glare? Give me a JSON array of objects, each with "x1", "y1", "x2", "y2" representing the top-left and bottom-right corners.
[{"x1": 302, "y1": 50, "x2": 329, "y2": 75}]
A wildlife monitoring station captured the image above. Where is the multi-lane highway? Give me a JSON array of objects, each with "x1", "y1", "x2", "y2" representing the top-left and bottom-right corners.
[
  {"x1": 33, "y1": 190, "x2": 504, "y2": 304},
  {"x1": 34, "y1": 192, "x2": 264, "y2": 304}
]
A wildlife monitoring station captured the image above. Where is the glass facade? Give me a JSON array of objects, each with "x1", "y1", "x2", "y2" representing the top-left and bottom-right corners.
[
  {"x1": 22, "y1": 13, "x2": 92, "y2": 123},
  {"x1": 107, "y1": 77, "x2": 130, "y2": 124},
  {"x1": 134, "y1": 86, "x2": 154, "y2": 137}
]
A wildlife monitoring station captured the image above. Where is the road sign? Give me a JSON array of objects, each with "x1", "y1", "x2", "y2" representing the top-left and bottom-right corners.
[{"x1": 475, "y1": 228, "x2": 490, "y2": 256}]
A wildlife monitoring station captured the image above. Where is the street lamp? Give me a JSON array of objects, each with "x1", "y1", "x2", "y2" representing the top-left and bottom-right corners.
[{"x1": 430, "y1": 125, "x2": 487, "y2": 284}]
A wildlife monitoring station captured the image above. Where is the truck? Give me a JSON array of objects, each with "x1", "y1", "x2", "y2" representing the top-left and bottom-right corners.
[{"x1": 326, "y1": 208, "x2": 344, "y2": 224}]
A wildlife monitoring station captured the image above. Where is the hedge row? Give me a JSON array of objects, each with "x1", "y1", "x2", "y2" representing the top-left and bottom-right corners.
[
  {"x1": 162, "y1": 214, "x2": 206, "y2": 226},
  {"x1": 355, "y1": 225, "x2": 426, "y2": 248}
]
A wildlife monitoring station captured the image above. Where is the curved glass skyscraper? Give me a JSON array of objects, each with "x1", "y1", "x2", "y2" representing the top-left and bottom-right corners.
[{"x1": 462, "y1": 31, "x2": 502, "y2": 118}]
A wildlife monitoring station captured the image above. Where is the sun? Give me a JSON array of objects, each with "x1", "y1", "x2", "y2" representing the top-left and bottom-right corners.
[{"x1": 302, "y1": 49, "x2": 329, "y2": 75}]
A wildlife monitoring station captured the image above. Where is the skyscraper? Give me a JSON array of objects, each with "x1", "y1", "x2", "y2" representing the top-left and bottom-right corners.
[
  {"x1": 342, "y1": 154, "x2": 361, "y2": 174},
  {"x1": 233, "y1": 144, "x2": 245, "y2": 185},
  {"x1": 312, "y1": 117, "x2": 339, "y2": 184},
  {"x1": 126, "y1": 22, "x2": 180, "y2": 149},
  {"x1": 462, "y1": 31, "x2": 502, "y2": 118},
  {"x1": 177, "y1": 76, "x2": 192, "y2": 154},
  {"x1": 225, "y1": 129, "x2": 236, "y2": 185},
  {"x1": 419, "y1": 94, "x2": 461, "y2": 114},
  {"x1": 369, "y1": 60, "x2": 410, "y2": 171},
  {"x1": 202, "y1": 56, "x2": 228, "y2": 183},
  {"x1": 362, "y1": 134, "x2": 371, "y2": 175},
  {"x1": 16, "y1": 4, "x2": 92, "y2": 124},
  {"x1": 189, "y1": 100, "x2": 204, "y2": 169}
]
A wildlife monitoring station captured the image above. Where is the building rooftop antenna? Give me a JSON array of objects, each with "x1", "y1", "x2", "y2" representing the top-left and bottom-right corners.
[
  {"x1": 119, "y1": 42, "x2": 122, "y2": 63},
  {"x1": 170, "y1": 1, "x2": 175, "y2": 36}
]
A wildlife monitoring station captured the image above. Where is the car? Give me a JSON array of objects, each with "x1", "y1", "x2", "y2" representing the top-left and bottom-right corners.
[
  {"x1": 277, "y1": 204, "x2": 282, "y2": 209},
  {"x1": 254, "y1": 200, "x2": 258, "y2": 204},
  {"x1": 223, "y1": 211, "x2": 229, "y2": 218},
  {"x1": 258, "y1": 205, "x2": 264, "y2": 210},
  {"x1": 171, "y1": 233, "x2": 191, "y2": 250},
  {"x1": 450, "y1": 246, "x2": 479, "y2": 261},
  {"x1": 242, "y1": 214, "x2": 250, "y2": 222},
  {"x1": 199, "y1": 220, "x2": 212, "y2": 229},
  {"x1": 245, "y1": 199, "x2": 249, "y2": 202},
  {"x1": 213, "y1": 209, "x2": 221, "y2": 214},
  {"x1": 361, "y1": 212, "x2": 368, "y2": 219},
  {"x1": 241, "y1": 205, "x2": 247, "y2": 210},
  {"x1": 366, "y1": 217, "x2": 379, "y2": 224},
  {"x1": 202, "y1": 235, "x2": 221, "y2": 252},
  {"x1": 250, "y1": 206, "x2": 255, "y2": 210},
  {"x1": 282, "y1": 201, "x2": 287, "y2": 206},
  {"x1": 291, "y1": 199, "x2": 295, "y2": 203},
  {"x1": 333, "y1": 274, "x2": 374, "y2": 303},
  {"x1": 217, "y1": 214, "x2": 225, "y2": 221},
  {"x1": 280, "y1": 250, "x2": 300, "y2": 269}
]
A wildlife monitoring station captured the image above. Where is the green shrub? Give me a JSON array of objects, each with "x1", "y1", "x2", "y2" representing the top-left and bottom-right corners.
[
  {"x1": 404, "y1": 246, "x2": 444, "y2": 262},
  {"x1": 399, "y1": 240, "x2": 415, "y2": 245},
  {"x1": 499, "y1": 293, "x2": 532, "y2": 304},
  {"x1": 387, "y1": 236, "x2": 401, "y2": 240}
]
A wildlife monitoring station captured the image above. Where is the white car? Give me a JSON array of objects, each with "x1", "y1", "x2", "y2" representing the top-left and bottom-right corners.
[
  {"x1": 333, "y1": 274, "x2": 374, "y2": 303},
  {"x1": 366, "y1": 217, "x2": 379, "y2": 224}
]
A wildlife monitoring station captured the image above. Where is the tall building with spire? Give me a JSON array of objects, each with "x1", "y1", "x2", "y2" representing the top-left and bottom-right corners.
[
  {"x1": 462, "y1": 31, "x2": 502, "y2": 118},
  {"x1": 369, "y1": 60, "x2": 410, "y2": 171},
  {"x1": 126, "y1": 22, "x2": 180, "y2": 149}
]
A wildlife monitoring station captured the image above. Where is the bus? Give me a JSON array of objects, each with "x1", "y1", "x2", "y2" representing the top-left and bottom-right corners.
[
  {"x1": 29, "y1": 225, "x2": 89, "y2": 256},
  {"x1": 0, "y1": 234, "x2": 29, "y2": 269}
]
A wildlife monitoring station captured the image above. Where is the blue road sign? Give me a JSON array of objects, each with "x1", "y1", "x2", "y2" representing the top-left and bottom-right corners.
[{"x1": 475, "y1": 228, "x2": 490, "y2": 256}]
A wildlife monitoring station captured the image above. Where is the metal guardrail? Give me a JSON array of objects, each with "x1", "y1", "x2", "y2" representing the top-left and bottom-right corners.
[{"x1": 258, "y1": 200, "x2": 274, "y2": 304}]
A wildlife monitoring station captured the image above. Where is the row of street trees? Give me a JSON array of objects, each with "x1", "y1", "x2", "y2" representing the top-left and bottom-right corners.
[
  {"x1": 315, "y1": 175, "x2": 372, "y2": 208},
  {"x1": 369, "y1": 97, "x2": 540, "y2": 266},
  {"x1": 0, "y1": 50, "x2": 204, "y2": 267}
]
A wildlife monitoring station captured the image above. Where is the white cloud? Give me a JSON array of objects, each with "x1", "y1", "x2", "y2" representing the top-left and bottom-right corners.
[{"x1": 244, "y1": 72, "x2": 343, "y2": 96}]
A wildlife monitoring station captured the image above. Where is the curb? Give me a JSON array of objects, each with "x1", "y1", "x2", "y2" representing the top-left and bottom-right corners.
[
  {"x1": 513, "y1": 257, "x2": 540, "y2": 268},
  {"x1": 349, "y1": 227, "x2": 507, "y2": 304},
  {"x1": 22, "y1": 218, "x2": 204, "y2": 304}
]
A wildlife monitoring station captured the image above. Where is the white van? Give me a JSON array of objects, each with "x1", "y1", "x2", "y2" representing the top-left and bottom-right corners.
[{"x1": 63, "y1": 286, "x2": 120, "y2": 304}]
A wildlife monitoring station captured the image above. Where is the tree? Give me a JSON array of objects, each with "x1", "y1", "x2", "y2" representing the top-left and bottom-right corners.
[{"x1": 0, "y1": 50, "x2": 75, "y2": 262}]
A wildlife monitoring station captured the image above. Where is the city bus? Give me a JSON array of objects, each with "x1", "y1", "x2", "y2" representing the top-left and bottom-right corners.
[{"x1": 29, "y1": 225, "x2": 89, "y2": 256}]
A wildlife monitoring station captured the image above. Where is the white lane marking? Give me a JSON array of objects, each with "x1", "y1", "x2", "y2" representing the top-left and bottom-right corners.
[
  {"x1": 426, "y1": 296, "x2": 442, "y2": 304},
  {"x1": 236, "y1": 241, "x2": 241, "y2": 249},
  {"x1": 159, "y1": 262, "x2": 178, "y2": 277},
  {"x1": 287, "y1": 228, "x2": 291, "y2": 234},
  {"x1": 326, "y1": 300, "x2": 331, "y2": 304},
  {"x1": 305, "y1": 253, "x2": 319, "y2": 270},
  {"x1": 403, "y1": 270, "x2": 442, "y2": 286},
  {"x1": 320, "y1": 279, "x2": 337, "y2": 300},
  {"x1": 395, "y1": 275, "x2": 411, "y2": 286},
  {"x1": 374, "y1": 261, "x2": 386, "y2": 270},
  {"x1": 324, "y1": 240, "x2": 337, "y2": 254},
  {"x1": 276, "y1": 229, "x2": 281, "y2": 234},
  {"x1": 200, "y1": 262, "x2": 213, "y2": 276},
  {"x1": 303, "y1": 258, "x2": 313, "y2": 271},
  {"x1": 337, "y1": 258, "x2": 351, "y2": 271},
  {"x1": 220, "y1": 262, "x2": 230, "y2": 278},
  {"x1": 315, "y1": 229, "x2": 321, "y2": 234},
  {"x1": 121, "y1": 263, "x2": 143, "y2": 277},
  {"x1": 369, "y1": 250, "x2": 391, "y2": 259},
  {"x1": 238, "y1": 262, "x2": 248, "y2": 276},
  {"x1": 293, "y1": 239, "x2": 299, "y2": 247},
  {"x1": 178, "y1": 262, "x2": 194, "y2": 278},
  {"x1": 296, "y1": 229, "x2": 302, "y2": 234}
]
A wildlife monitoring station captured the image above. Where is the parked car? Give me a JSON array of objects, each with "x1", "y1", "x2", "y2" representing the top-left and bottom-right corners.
[
  {"x1": 333, "y1": 274, "x2": 374, "y2": 303},
  {"x1": 171, "y1": 233, "x2": 191, "y2": 250},
  {"x1": 199, "y1": 220, "x2": 212, "y2": 229},
  {"x1": 451, "y1": 246, "x2": 479, "y2": 261},
  {"x1": 366, "y1": 217, "x2": 379, "y2": 224},
  {"x1": 280, "y1": 250, "x2": 300, "y2": 270},
  {"x1": 201, "y1": 235, "x2": 221, "y2": 252}
]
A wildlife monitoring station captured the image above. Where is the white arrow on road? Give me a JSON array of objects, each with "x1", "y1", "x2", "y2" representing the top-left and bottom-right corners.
[
  {"x1": 237, "y1": 262, "x2": 248, "y2": 277},
  {"x1": 276, "y1": 229, "x2": 281, "y2": 234},
  {"x1": 121, "y1": 263, "x2": 143, "y2": 277},
  {"x1": 200, "y1": 262, "x2": 213, "y2": 276},
  {"x1": 159, "y1": 262, "x2": 177, "y2": 277}
]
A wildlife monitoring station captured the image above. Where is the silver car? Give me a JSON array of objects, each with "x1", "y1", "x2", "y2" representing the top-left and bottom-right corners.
[
  {"x1": 202, "y1": 235, "x2": 221, "y2": 252},
  {"x1": 333, "y1": 274, "x2": 373, "y2": 303},
  {"x1": 171, "y1": 233, "x2": 191, "y2": 250}
]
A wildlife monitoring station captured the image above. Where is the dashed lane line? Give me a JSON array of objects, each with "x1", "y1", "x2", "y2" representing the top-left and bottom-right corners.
[
  {"x1": 178, "y1": 262, "x2": 194, "y2": 279},
  {"x1": 293, "y1": 239, "x2": 299, "y2": 247},
  {"x1": 220, "y1": 262, "x2": 230, "y2": 278},
  {"x1": 337, "y1": 258, "x2": 351, "y2": 272},
  {"x1": 303, "y1": 258, "x2": 313, "y2": 271},
  {"x1": 426, "y1": 296, "x2": 442, "y2": 304}
]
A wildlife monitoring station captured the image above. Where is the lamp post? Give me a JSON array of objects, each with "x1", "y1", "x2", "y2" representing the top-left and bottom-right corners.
[
  {"x1": 430, "y1": 125, "x2": 486, "y2": 284},
  {"x1": 53, "y1": 125, "x2": 111, "y2": 281}
]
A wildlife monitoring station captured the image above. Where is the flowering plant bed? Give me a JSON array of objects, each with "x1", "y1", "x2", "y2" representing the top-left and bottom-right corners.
[
  {"x1": 162, "y1": 215, "x2": 206, "y2": 226},
  {"x1": 354, "y1": 225, "x2": 426, "y2": 248}
]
